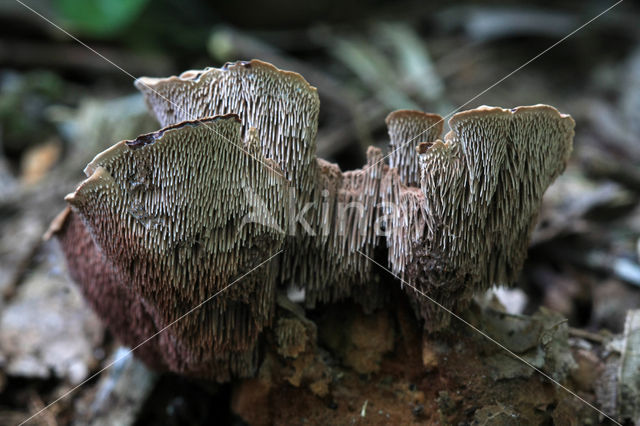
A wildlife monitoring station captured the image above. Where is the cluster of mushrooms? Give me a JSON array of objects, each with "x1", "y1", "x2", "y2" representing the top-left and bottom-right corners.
[{"x1": 48, "y1": 60, "x2": 574, "y2": 380}]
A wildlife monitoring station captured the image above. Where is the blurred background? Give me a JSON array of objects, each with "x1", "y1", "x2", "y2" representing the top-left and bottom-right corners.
[{"x1": 0, "y1": 0, "x2": 639, "y2": 424}]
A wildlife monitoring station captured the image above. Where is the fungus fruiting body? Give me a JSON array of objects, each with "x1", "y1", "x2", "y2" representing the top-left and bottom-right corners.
[{"x1": 50, "y1": 60, "x2": 574, "y2": 379}]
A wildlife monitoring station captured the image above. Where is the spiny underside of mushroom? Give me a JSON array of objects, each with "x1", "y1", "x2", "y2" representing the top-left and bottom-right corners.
[{"x1": 50, "y1": 60, "x2": 575, "y2": 380}]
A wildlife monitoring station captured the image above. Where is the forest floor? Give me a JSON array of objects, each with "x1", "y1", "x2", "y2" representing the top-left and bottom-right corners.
[{"x1": 0, "y1": 1, "x2": 639, "y2": 424}]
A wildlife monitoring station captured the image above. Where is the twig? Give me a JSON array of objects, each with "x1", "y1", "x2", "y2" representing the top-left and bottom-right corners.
[{"x1": 569, "y1": 327, "x2": 607, "y2": 344}]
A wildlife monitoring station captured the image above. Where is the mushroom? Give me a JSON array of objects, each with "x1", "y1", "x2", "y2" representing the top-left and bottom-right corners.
[
  {"x1": 285, "y1": 147, "x2": 390, "y2": 314},
  {"x1": 48, "y1": 207, "x2": 167, "y2": 370},
  {"x1": 134, "y1": 60, "x2": 320, "y2": 212},
  {"x1": 403, "y1": 106, "x2": 574, "y2": 328},
  {"x1": 56, "y1": 114, "x2": 288, "y2": 379},
  {"x1": 385, "y1": 109, "x2": 443, "y2": 187},
  {"x1": 49, "y1": 60, "x2": 574, "y2": 379}
]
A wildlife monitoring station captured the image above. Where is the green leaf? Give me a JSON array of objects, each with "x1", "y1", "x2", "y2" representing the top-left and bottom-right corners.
[{"x1": 53, "y1": 0, "x2": 150, "y2": 38}]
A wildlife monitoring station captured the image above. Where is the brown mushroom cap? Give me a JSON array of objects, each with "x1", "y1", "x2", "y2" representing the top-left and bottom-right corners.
[
  {"x1": 60, "y1": 115, "x2": 288, "y2": 379},
  {"x1": 52, "y1": 207, "x2": 167, "y2": 370},
  {"x1": 405, "y1": 105, "x2": 574, "y2": 328},
  {"x1": 135, "y1": 60, "x2": 320, "y2": 213},
  {"x1": 386, "y1": 109, "x2": 444, "y2": 186}
]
